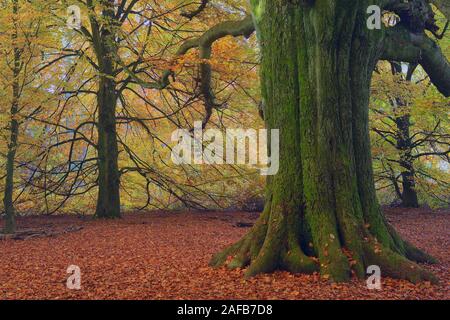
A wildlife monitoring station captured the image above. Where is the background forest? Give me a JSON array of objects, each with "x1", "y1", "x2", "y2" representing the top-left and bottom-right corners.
[
  {"x1": 0, "y1": 0, "x2": 449, "y2": 301},
  {"x1": 0, "y1": 0, "x2": 448, "y2": 219}
]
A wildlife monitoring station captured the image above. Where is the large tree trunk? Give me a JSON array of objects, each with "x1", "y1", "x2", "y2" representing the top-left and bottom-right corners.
[
  {"x1": 2, "y1": 0, "x2": 20, "y2": 234},
  {"x1": 211, "y1": 0, "x2": 436, "y2": 283}
]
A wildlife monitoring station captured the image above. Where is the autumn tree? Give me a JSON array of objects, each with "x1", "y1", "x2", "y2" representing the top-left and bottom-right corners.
[
  {"x1": 202, "y1": 0, "x2": 450, "y2": 283},
  {"x1": 39, "y1": 0, "x2": 170, "y2": 218},
  {"x1": 31, "y1": 1, "x2": 260, "y2": 217},
  {"x1": 0, "y1": 0, "x2": 21, "y2": 234},
  {"x1": 371, "y1": 61, "x2": 449, "y2": 208}
]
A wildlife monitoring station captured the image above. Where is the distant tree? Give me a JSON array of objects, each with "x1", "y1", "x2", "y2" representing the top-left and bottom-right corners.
[
  {"x1": 33, "y1": 0, "x2": 259, "y2": 216},
  {"x1": 371, "y1": 61, "x2": 449, "y2": 208},
  {"x1": 0, "y1": 0, "x2": 56, "y2": 233}
]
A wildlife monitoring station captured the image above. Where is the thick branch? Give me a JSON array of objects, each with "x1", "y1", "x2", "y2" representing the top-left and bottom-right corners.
[
  {"x1": 174, "y1": 15, "x2": 255, "y2": 57},
  {"x1": 119, "y1": 15, "x2": 255, "y2": 90},
  {"x1": 118, "y1": 14, "x2": 255, "y2": 126},
  {"x1": 381, "y1": 26, "x2": 450, "y2": 96}
]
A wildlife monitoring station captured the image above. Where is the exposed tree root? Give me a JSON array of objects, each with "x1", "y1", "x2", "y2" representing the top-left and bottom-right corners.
[
  {"x1": 0, "y1": 225, "x2": 83, "y2": 241},
  {"x1": 363, "y1": 242, "x2": 438, "y2": 284},
  {"x1": 404, "y1": 240, "x2": 438, "y2": 264},
  {"x1": 210, "y1": 208, "x2": 438, "y2": 284},
  {"x1": 210, "y1": 205, "x2": 319, "y2": 277}
]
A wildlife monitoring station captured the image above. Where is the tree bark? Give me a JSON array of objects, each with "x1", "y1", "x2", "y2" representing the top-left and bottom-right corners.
[
  {"x1": 95, "y1": 67, "x2": 121, "y2": 219},
  {"x1": 211, "y1": 0, "x2": 438, "y2": 283},
  {"x1": 396, "y1": 117, "x2": 419, "y2": 208},
  {"x1": 3, "y1": 69, "x2": 19, "y2": 234}
]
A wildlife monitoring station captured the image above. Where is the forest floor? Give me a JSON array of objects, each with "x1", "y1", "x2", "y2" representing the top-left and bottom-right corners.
[{"x1": 0, "y1": 208, "x2": 448, "y2": 300}]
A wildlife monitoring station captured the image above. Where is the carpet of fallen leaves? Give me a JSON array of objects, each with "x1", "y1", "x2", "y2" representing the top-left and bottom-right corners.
[{"x1": 0, "y1": 208, "x2": 448, "y2": 300}]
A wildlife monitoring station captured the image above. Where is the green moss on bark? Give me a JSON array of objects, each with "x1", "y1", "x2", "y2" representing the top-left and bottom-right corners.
[{"x1": 210, "y1": 1, "x2": 437, "y2": 284}]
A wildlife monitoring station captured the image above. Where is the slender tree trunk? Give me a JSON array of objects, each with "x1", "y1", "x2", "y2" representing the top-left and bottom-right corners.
[
  {"x1": 95, "y1": 68, "x2": 121, "y2": 218},
  {"x1": 3, "y1": 0, "x2": 20, "y2": 234},
  {"x1": 391, "y1": 63, "x2": 419, "y2": 208},
  {"x1": 3, "y1": 65, "x2": 19, "y2": 234},
  {"x1": 396, "y1": 115, "x2": 419, "y2": 208},
  {"x1": 211, "y1": 1, "x2": 436, "y2": 283},
  {"x1": 92, "y1": 2, "x2": 121, "y2": 218}
]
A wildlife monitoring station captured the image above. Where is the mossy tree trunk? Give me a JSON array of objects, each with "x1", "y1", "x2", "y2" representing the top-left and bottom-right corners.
[{"x1": 211, "y1": 0, "x2": 438, "y2": 283}]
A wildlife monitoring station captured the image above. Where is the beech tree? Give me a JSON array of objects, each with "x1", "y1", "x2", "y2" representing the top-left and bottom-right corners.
[
  {"x1": 0, "y1": 0, "x2": 21, "y2": 234},
  {"x1": 39, "y1": 0, "x2": 195, "y2": 218},
  {"x1": 202, "y1": 0, "x2": 450, "y2": 282},
  {"x1": 371, "y1": 61, "x2": 449, "y2": 208},
  {"x1": 33, "y1": 1, "x2": 258, "y2": 217}
]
